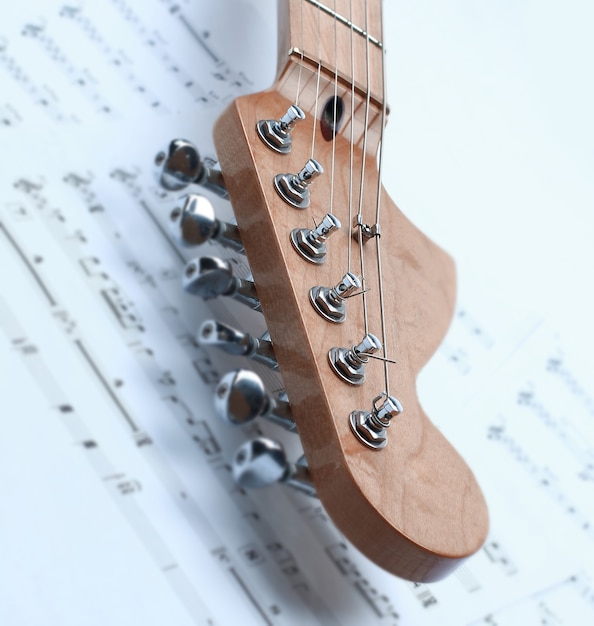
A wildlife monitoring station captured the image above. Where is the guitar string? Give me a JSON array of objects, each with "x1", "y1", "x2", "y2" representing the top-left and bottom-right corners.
[
  {"x1": 328, "y1": 0, "x2": 339, "y2": 216},
  {"x1": 346, "y1": 0, "x2": 355, "y2": 274},
  {"x1": 310, "y1": 2, "x2": 323, "y2": 160},
  {"x1": 356, "y1": 0, "x2": 372, "y2": 336},
  {"x1": 295, "y1": 0, "x2": 304, "y2": 106},
  {"x1": 374, "y1": 0, "x2": 391, "y2": 396}
]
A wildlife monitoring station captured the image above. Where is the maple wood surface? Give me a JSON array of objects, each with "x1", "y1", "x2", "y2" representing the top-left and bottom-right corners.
[
  {"x1": 213, "y1": 88, "x2": 488, "y2": 582},
  {"x1": 277, "y1": 0, "x2": 384, "y2": 104},
  {"x1": 210, "y1": 0, "x2": 488, "y2": 582}
]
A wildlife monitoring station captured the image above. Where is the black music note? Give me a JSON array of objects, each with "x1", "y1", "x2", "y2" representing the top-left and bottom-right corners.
[
  {"x1": 409, "y1": 582, "x2": 438, "y2": 609},
  {"x1": 239, "y1": 544, "x2": 266, "y2": 567},
  {"x1": 457, "y1": 308, "x2": 495, "y2": 349},
  {"x1": 134, "y1": 431, "x2": 153, "y2": 447},
  {"x1": 128, "y1": 340, "x2": 154, "y2": 358},
  {"x1": 517, "y1": 387, "x2": 534, "y2": 405},
  {"x1": 483, "y1": 540, "x2": 518, "y2": 576},
  {"x1": 211, "y1": 547, "x2": 231, "y2": 564},
  {"x1": 440, "y1": 342, "x2": 471, "y2": 375},
  {"x1": 52, "y1": 309, "x2": 77, "y2": 335},
  {"x1": 158, "y1": 370, "x2": 176, "y2": 386},
  {"x1": 60, "y1": 6, "x2": 166, "y2": 112},
  {"x1": 11, "y1": 337, "x2": 38, "y2": 355},
  {"x1": 100, "y1": 286, "x2": 144, "y2": 331},
  {"x1": 193, "y1": 352, "x2": 220, "y2": 385},
  {"x1": 191, "y1": 421, "x2": 221, "y2": 457},
  {"x1": 5, "y1": 203, "x2": 31, "y2": 221},
  {"x1": 0, "y1": 103, "x2": 21, "y2": 127},
  {"x1": 103, "y1": 473, "x2": 142, "y2": 495}
]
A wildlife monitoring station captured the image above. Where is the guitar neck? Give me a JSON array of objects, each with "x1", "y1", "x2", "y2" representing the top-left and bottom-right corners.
[
  {"x1": 276, "y1": 0, "x2": 385, "y2": 110},
  {"x1": 203, "y1": 0, "x2": 488, "y2": 583}
]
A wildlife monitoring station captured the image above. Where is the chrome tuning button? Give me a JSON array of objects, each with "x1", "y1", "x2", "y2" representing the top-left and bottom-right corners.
[
  {"x1": 350, "y1": 393, "x2": 403, "y2": 450},
  {"x1": 309, "y1": 272, "x2": 361, "y2": 323},
  {"x1": 290, "y1": 213, "x2": 341, "y2": 264},
  {"x1": 274, "y1": 158, "x2": 323, "y2": 209},
  {"x1": 198, "y1": 320, "x2": 278, "y2": 370},
  {"x1": 328, "y1": 333, "x2": 382, "y2": 385},
  {"x1": 155, "y1": 138, "x2": 228, "y2": 199},
  {"x1": 183, "y1": 256, "x2": 260, "y2": 311},
  {"x1": 170, "y1": 194, "x2": 243, "y2": 252},
  {"x1": 215, "y1": 369, "x2": 296, "y2": 432},
  {"x1": 232, "y1": 437, "x2": 317, "y2": 497},
  {"x1": 257, "y1": 104, "x2": 305, "y2": 154}
]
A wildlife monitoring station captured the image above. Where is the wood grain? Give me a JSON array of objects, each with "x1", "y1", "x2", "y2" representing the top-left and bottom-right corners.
[
  {"x1": 277, "y1": 0, "x2": 385, "y2": 107},
  {"x1": 211, "y1": 0, "x2": 488, "y2": 582}
]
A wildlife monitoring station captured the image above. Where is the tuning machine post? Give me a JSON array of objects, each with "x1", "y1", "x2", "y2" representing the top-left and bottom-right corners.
[
  {"x1": 328, "y1": 333, "x2": 382, "y2": 385},
  {"x1": 232, "y1": 437, "x2": 316, "y2": 497},
  {"x1": 155, "y1": 139, "x2": 228, "y2": 199},
  {"x1": 274, "y1": 158, "x2": 323, "y2": 209},
  {"x1": 309, "y1": 272, "x2": 361, "y2": 323},
  {"x1": 257, "y1": 104, "x2": 305, "y2": 154},
  {"x1": 350, "y1": 394, "x2": 403, "y2": 450},
  {"x1": 198, "y1": 319, "x2": 278, "y2": 370},
  {"x1": 290, "y1": 213, "x2": 341, "y2": 264},
  {"x1": 170, "y1": 194, "x2": 243, "y2": 252},
  {"x1": 215, "y1": 369, "x2": 296, "y2": 432},
  {"x1": 183, "y1": 256, "x2": 260, "y2": 311}
]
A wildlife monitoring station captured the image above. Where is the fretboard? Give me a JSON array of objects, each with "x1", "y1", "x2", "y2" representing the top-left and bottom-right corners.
[{"x1": 277, "y1": 0, "x2": 384, "y2": 107}]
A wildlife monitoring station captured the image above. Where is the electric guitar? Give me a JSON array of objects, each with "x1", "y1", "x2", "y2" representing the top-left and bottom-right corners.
[{"x1": 157, "y1": 0, "x2": 488, "y2": 583}]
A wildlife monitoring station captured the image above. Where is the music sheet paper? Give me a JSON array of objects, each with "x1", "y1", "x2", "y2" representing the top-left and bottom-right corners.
[{"x1": 1, "y1": 1, "x2": 592, "y2": 624}]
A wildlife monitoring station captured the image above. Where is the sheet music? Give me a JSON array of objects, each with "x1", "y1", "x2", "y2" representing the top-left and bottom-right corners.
[{"x1": 1, "y1": 1, "x2": 593, "y2": 625}]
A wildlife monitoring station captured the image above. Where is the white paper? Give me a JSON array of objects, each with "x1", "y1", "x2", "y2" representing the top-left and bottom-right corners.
[{"x1": 1, "y1": 1, "x2": 593, "y2": 625}]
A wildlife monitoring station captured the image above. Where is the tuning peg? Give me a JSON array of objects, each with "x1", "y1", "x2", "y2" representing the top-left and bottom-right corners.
[
  {"x1": 257, "y1": 104, "x2": 305, "y2": 154},
  {"x1": 274, "y1": 158, "x2": 323, "y2": 209},
  {"x1": 198, "y1": 319, "x2": 278, "y2": 370},
  {"x1": 154, "y1": 138, "x2": 228, "y2": 199},
  {"x1": 310, "y1": 272, "x2": 361, "y2": 323},
  {"x1": 328, "y1": 333, "x2": 382, "y2": 385},
  {"x1": 350, "y1": 393, "x2": 403, "y2": 450},
  {"x1": 183, "y1": 256, "x2": 261, "y2": 311},
  {"x1": 170, "y1": 194, "x2": 243, "y2": 252},
  {"x1": 290, "y1": 213, "x2": 341, "y2": 264},
  {"x1": 232, "y1": 437, "x2": 316, "y2": 497},
  {"x1": 215, "y1": 369, "x2": 296, "y2": 432}
]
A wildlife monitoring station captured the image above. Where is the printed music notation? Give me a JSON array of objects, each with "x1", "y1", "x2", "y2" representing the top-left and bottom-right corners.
[
  {"x1": 0, "y1": 0, "x2": 268, "y2": 125},
  {"x1": 1, "y1": 1, "x2": 593, "y2": 625}
]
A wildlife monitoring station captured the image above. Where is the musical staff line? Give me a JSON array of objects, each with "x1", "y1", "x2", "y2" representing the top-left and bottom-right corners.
[
  {"x1": 74, "y1": 338, "x2": 140, "y2": 433},
  {"x1": 0, "y1": 221, "x2": 56, "y2": 305},
  {"x1": 228, "y1": 567, "x2": 274, "y2": 626}
]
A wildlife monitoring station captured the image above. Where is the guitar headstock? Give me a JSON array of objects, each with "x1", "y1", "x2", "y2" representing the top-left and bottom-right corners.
[{"x1": 156, "y1": 0, "x2": 488, "y2": 583}]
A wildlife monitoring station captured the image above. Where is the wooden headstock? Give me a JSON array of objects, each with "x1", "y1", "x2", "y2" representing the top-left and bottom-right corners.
[{"x1": 208, "y1": 0, "x2": 489, "y2": 580}]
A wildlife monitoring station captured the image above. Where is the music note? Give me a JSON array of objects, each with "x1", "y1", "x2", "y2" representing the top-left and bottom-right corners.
[
  {"x1": 409, "y1": 582, "x2": 439, "y2": 609},
  {"x1": 134, "y1": 431, "x2": 153, "y2": 447},
  {"x1": 5, "y1": 202, "x2": 31, "y2": 221},
  {"x1": 482, "y1": 540, "x2": 518, "y2": 577},
  {"x1": 59, "y1": 6, "x2": 167, "y2": 112},
  {"x1": 21, "y1": 21, "x2": 113, "y2": 114},
  {"x1": 457, "y1": 308, "x2": 495, "y2": 349},
  {"x1": 11, "y1": 336, "x2": 38, "y2": 355},
  {"x1": 191, "y1": 421, "x2": 222, "y2": 457},
  {"x1": 239, "y1": 543, "x2": 266, "y2": 567},
  {"x1": 440, "y1": 341, "x2": 472, "y2": 375},
  {"x1": 193, "y1": 351, "x2": 221, "y2": 385},
  {"x1": 546, "y1": 351, "x2": 594, "y2": 417},
  {"x1": 0, "y1": 102, "x2": 22, "y2": 127},
  {"x1": 100, "y1": 286, "x2": 144, "y2": 331},
  {"x1": 52, "y1": 309, "x2": 77, "y2": 335}
]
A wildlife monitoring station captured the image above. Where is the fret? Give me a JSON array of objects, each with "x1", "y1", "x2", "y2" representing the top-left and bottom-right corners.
[
  {"x1": 276, "y1": 59, "x2": 383, "y2": 152},
  {"x1": 303, "y1": 0, "x2": 383, "y2": 48},
  {"x1": 277, "y1": 0, "x2": 385, "y2": 107}
]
